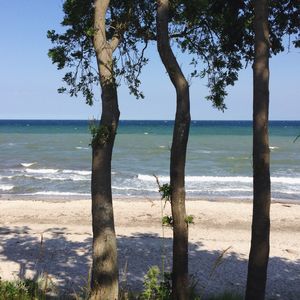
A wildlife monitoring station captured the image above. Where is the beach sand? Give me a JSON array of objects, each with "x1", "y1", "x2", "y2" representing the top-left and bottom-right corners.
[{"x1": 0, "y1": 197, "x2": 299, "y2": 299}]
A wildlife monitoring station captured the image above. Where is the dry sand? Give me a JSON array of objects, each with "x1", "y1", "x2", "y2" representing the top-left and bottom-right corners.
[{"x1": 0, "y1": 197, "x2": 299, "y2": 299}]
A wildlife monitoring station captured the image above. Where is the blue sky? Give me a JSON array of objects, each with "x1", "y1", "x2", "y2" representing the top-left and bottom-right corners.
[{"x1": 0, "y1": 1, "x2": 299, "y2": 120}]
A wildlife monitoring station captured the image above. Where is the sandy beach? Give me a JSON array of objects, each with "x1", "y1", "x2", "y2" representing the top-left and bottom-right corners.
[{"x1": 0, "y1": 197, "x2": 299, "y2": 299}]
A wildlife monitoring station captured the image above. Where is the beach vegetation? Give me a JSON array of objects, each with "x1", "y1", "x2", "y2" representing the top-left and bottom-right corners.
[
  {"x1": 158, "y1": 183, "x2": 172, "y2": 203},
  {"x1": 140, "y1": 266, "x2": 172, "y2": 300},
  {"x1": 185, "y1": 215, "x2": 195, "y2": 225},
  {"x1": 162, "y1": 215, "x2": 173, "y2": 227},
  {"x1": 89, "y1": 122, "x2": 111, "y2": 148},
  {"x1": 0, "y1": 279, "x2": 33, "y2": 300},
  {"x1": 0, "y1": 278, "x2": 49, "y2": 300}
]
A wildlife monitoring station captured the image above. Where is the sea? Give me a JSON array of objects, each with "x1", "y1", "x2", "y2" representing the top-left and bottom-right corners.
[{"x1": 0, "y1": 120, "x2": 300, "y2": 201}]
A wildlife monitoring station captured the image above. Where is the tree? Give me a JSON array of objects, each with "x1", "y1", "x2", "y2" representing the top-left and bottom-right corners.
[
  {"x1": 237, "y1": 2, "x2": 299, "y2": 298},
  {"x1": 157, "y1": 1, "x2": 190, "y2": 298},
  {"x1": 155, "y1": 1, "x2": 250, "y2": 298},
  {"x1": 48, "y1": 1, "x2": 151, "y2": 298},
  {"x1": 89, "y1": 1, "x2": 120, "y2": 298},
  {"x1": 245, "y1": 1, "x2": 270, "y2": 299}
]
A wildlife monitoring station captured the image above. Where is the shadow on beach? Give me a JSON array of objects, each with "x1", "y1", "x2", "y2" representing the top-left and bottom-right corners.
[{"x1": 0, "y1": 226, "x2": 299, "y2": 299}]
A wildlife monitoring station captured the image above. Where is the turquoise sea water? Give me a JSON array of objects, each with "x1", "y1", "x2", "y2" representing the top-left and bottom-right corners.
[{"x1": 0, "y1": 120, "x2": 300, "y2": 200}]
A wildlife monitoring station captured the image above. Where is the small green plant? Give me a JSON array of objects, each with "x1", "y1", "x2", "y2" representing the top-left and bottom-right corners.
[
  {"x1": 89, "y1": 121, "x2": 111, "y2": 148},
  {"x1": 162, "y1": 215, "x2": 173, "y2": 227},
  {"x1": 154, "y1": 175, "x2": 171, "y2": 204},
  {"x1": 158, "y1": 183, "x2": 171, "y2": 202},
  {"x1": 140, "y1": 266, "x2": 171, "y2": 300},
  {"x1": 185, "y1": 215, "x2": 195, "y2": 225},
  {"x1": 0, "y1": 278, "x2": 45, "y2": 300},
  {"x1": 0, "y1": 274, "x2": 57, "y2": 300}
]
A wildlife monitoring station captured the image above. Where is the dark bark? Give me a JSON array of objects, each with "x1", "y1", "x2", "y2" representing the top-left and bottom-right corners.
[
  {"x1": 157, "y1": 1, "x2": 191, "y2": 299},
  {"x1": 90, "y1": 0, "x2": 120, "y2": 299},
  {"x1": 245, "y1": 1, "x2": 270, "y2": 299}
]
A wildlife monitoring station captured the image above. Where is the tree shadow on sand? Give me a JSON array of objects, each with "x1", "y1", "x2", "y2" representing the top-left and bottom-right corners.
[{"x1": 0, "y1": 227, "x2": 299, "y2": 299}]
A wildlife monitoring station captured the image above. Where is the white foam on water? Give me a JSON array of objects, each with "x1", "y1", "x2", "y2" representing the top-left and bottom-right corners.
[
  {"x1": 62, "y1": 170, "x2": 91, "y2": 176},
  {"x1": 137, "y1": 174, "x2": 253, "y2": 183},
  {"x1": 29, "y1": 191, "x2": 89, "y2": 196},
  {"x1": 75, "y1": 146, "x2": 89, "y2": 150},
  {"x1": 213, "y1": 187, "x2": 252, "y2": 192},
  {"x1": 112, "y1": 186, "x2": 157, "y2": 192},
  {"x1": 197, "y1": 150, "x2": 211, "y2": 154},
  {"x1": 138, "y1": 174, "x2": 168, "y2": 182},
  {"x1": 21, "y1": 162, "x2": 36, "y2": 167},
  {"x1": 0, "y1": 175, "x2": 13, "y2": 180},
  {"x1": 138, "y1": 174, "x2": 300, "y2": 185},
  {"x1": 30, "y1": 173, "x2": 88, "y2": 182},
  {"x1": 25, "y1": 168, "x2": 59, "y2": 174},
  {"x1": 24, "y1": 169, "x2": 91, "y2": 179},
  {"x1": 0, "y1": 185, "x2": 14, "y2": 191},
  {"x1": 273, "y1": 190, "x2": 298, "y2": 195},
  {"x1": 271, "y1": 177, "x2": 300, "y2": 184}
]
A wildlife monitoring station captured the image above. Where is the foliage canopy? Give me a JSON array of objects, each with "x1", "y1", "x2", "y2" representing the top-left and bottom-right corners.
[{"x1": 48, "y1": 0, "x2": 300, "y2": 109}]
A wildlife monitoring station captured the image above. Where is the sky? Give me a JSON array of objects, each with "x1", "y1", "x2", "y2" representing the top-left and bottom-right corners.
[{"x1": 0, "y1": 1, "x2": 299, "y2": 120}]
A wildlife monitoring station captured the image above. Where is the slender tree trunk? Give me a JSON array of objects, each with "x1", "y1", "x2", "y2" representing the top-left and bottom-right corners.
[
  {"x1": 157, "y1": 1, "x2": 191, "y2": 299},
  {"x1": 245, "y1": 1, "x2": 270, "y2": 299},
  {"x1": 90, "y1": 0, "x2": 120, "y2": 299}
]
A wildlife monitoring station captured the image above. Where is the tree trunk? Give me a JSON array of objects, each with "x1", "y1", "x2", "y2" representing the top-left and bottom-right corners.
[
  {"x1": 245, "y1": 1, "x2": 270, "y2": 299},
  {"x1": 157, "y1": 1, "x2": 191, "y2": 299},
  {"x1": 90, "y1": 0, "x2": 120, "y2": 299}
]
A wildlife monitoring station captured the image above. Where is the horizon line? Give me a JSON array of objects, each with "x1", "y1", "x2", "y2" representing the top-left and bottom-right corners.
[{"x1": 1, "y1": 118, "x2": 300, "y2": 122}]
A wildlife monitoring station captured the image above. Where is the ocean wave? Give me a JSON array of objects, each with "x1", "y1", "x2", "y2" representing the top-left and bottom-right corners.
[
  {"x1": 21, "y1": 162, "x2": 36, "y2": 167},
  {"x1": 271, "y1": 177, "x2": 300, "y2": 184},
  {"x1": 273, "y1": 189, "x2": 298, "y2": 195},
  {"x1": 62, "y1": 170, "x2": 91, "y2": 176},
  {"x1": 112, "y1": 186, "x2": 157, "y2": 192},
  {"x1": 137, "y1": 174, "x2": 300, "y2": 185},
  {"x1": 209, "y1": 187, "x2": 252, "y2": 192},
  {"x1": 28, "y1": 191, "x2": 89, "y2": 196},
  {"x1": 23, "y1": 168, "x2": 91, "y2": 178},
  {"x1": 25, "y1": 168, "x2": 59, "y2": 174},
  {"x1": 75, "y1": 146, "x2": 89, "y2": 150},
  {"x1": 0, "y1": 184, "x2": 14, "y2": 191},
  {"x1": 0, "y1": 175, "x2": 13, "y2": 180},
  {"x1": 30, "y1": 175, "x2": 87, "y2": 181},
  {"x1": 138, "y1": 174, "x2": 253, "y2": 183}
]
